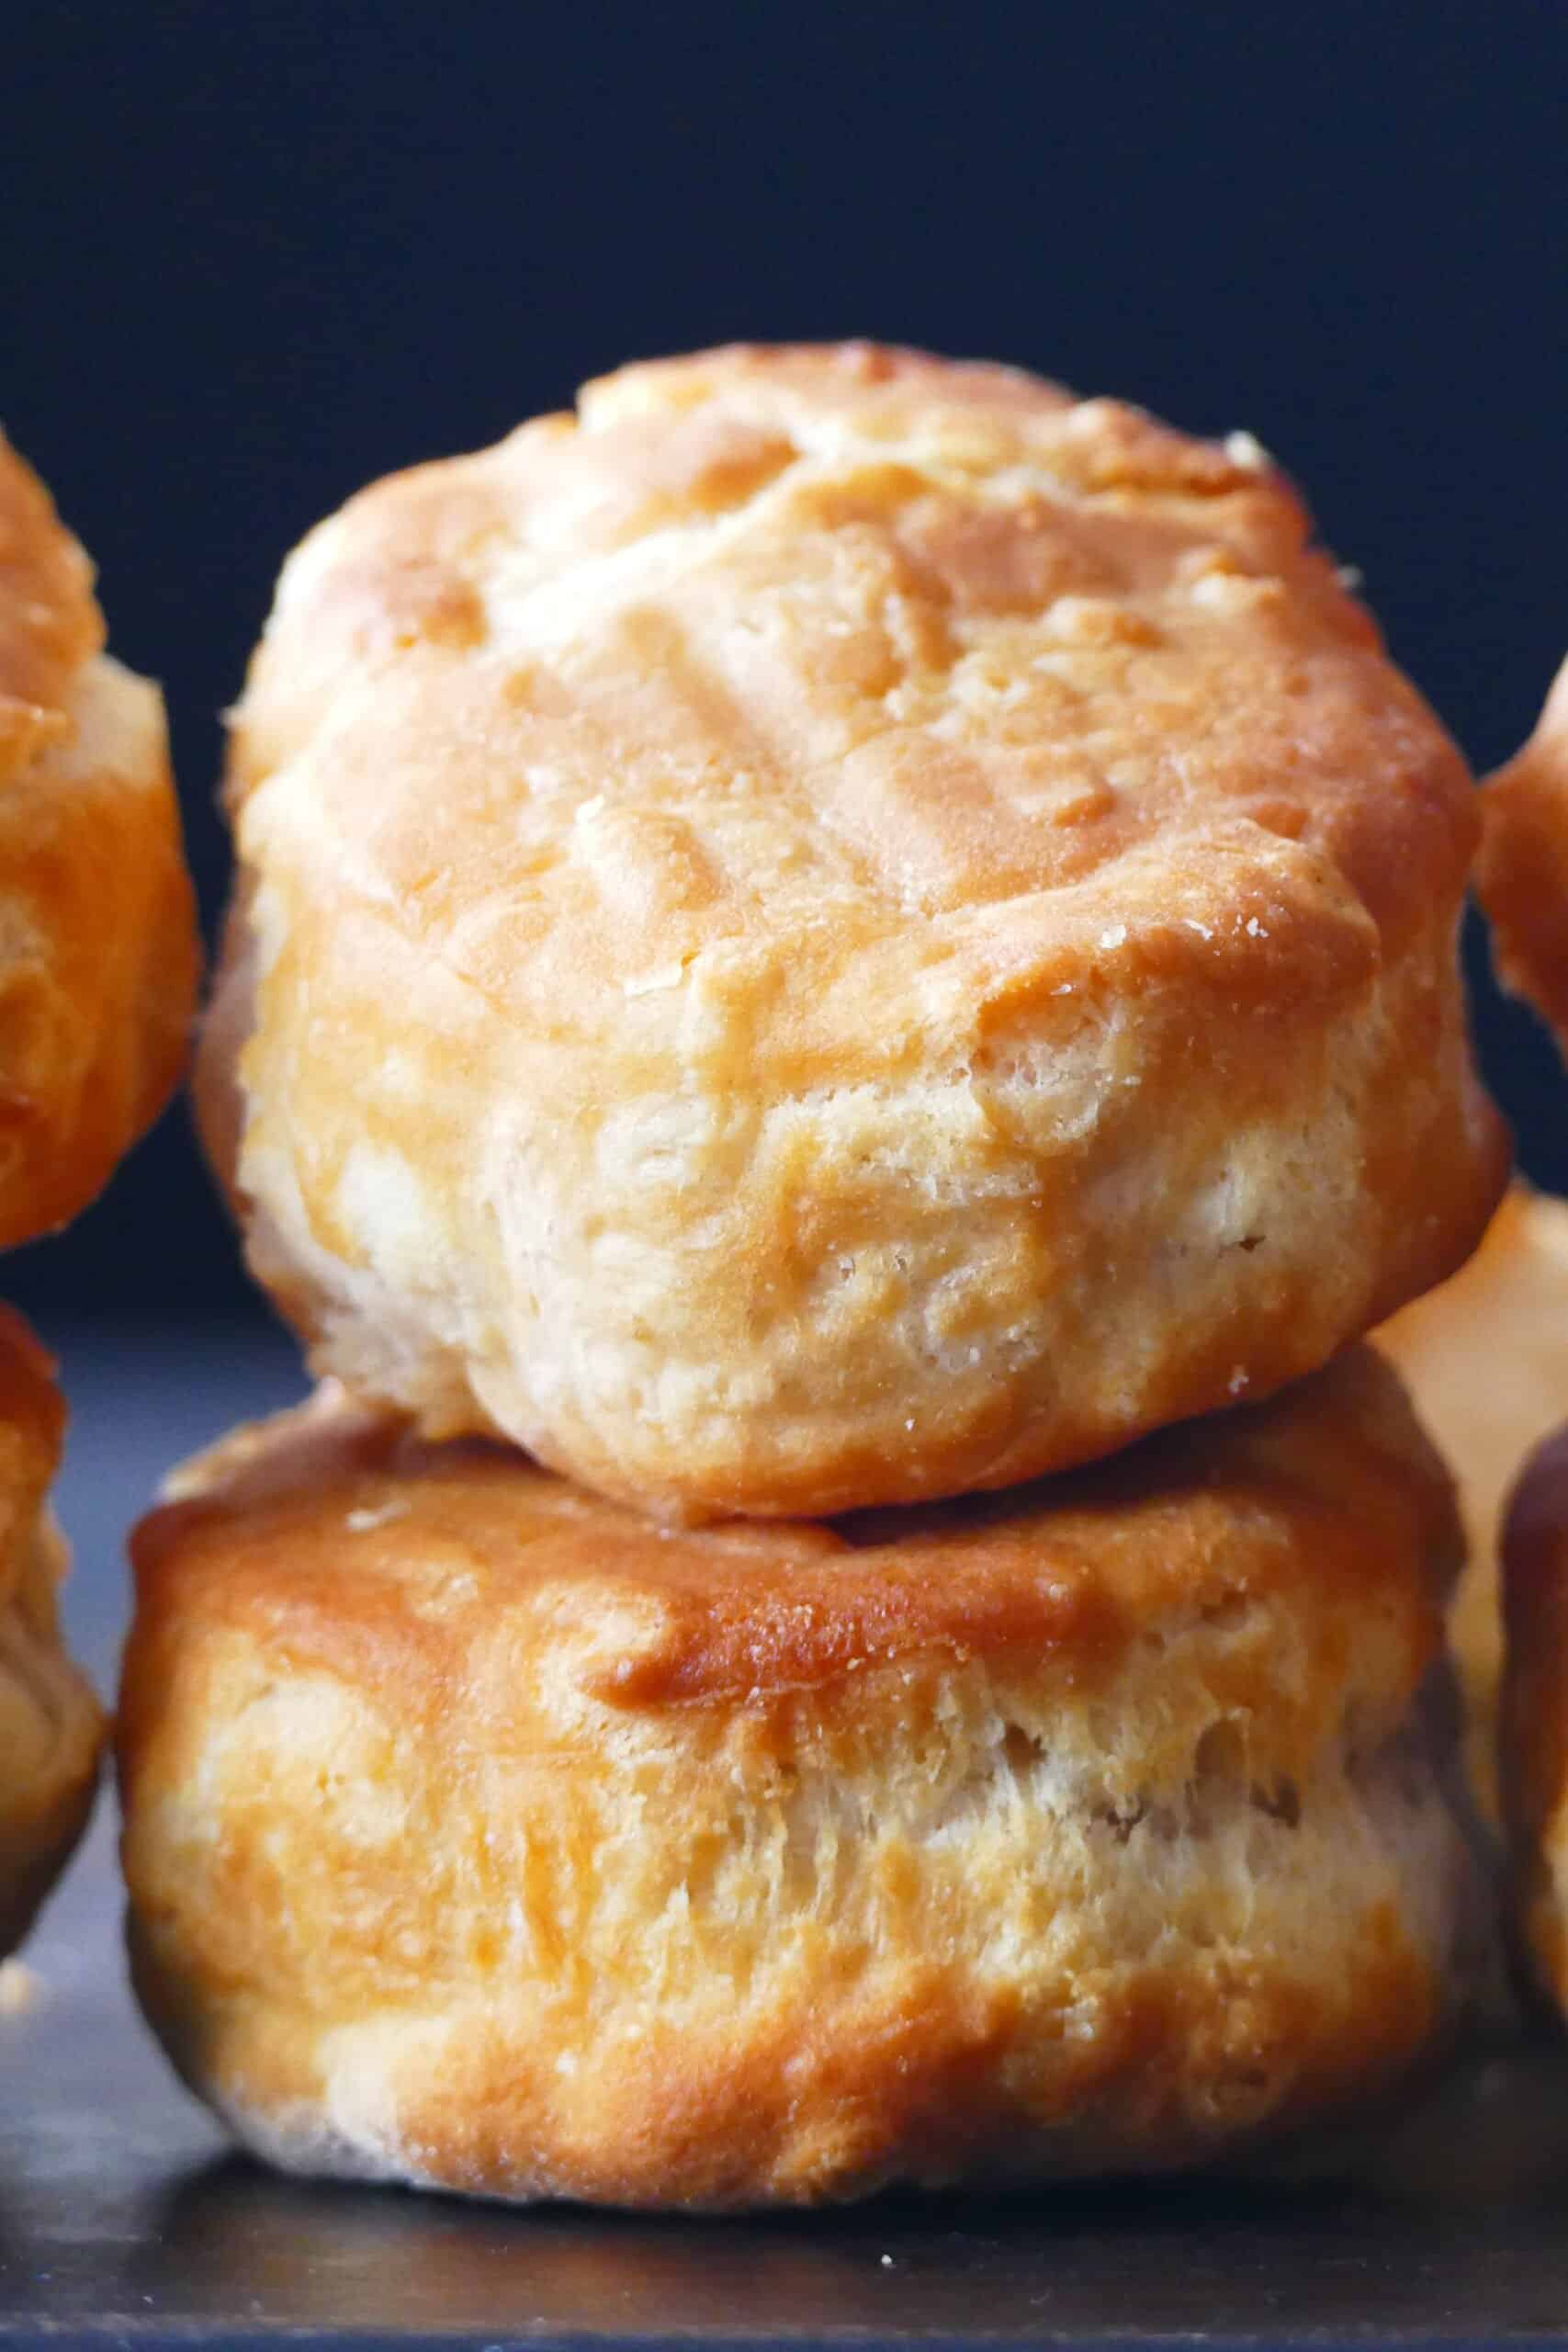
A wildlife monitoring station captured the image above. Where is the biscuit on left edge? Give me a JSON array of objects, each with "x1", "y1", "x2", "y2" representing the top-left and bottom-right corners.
[
  {"x1": 0, "y1": 1309, "x2": 101, "y2": 1956},
  {"x1": 0, "y1": 435, "x2": 198, "y2": 1947},
  {"x1": 0, "y1": 432, "x2": 198, "y2": 1249}
]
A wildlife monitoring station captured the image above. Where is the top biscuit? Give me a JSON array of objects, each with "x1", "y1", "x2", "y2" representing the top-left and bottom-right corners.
[
  {"x1": 205, "y1": 343, "x2": 1506, "y2": 1521},
  {"x1": 0, "y1": 437, "x2": 198, "y2": 1247},
  {"x1": 1477, "y1": 650, "x2": 1568, "y2": 1062}
]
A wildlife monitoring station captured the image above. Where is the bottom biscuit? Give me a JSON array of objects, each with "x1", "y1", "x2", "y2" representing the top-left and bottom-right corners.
[{"x1": 120, "y1": 1349, "x2": 1484, "y2": 2210}]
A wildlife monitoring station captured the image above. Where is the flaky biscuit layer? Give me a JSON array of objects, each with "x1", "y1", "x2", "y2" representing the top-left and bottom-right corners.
[{"x1": 120, "y1": 1349, "x2": 1483, "y2": 2209}]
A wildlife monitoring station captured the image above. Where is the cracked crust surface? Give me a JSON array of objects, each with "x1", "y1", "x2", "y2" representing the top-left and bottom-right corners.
[
  {"x1": 0, "y1": 1306, "x2": 101, "y2": 1955},
  {"x1": 120, "y1": 1346, "x2": 1483, "y2": 2208},
  {"x1": 0, "y1": 435, "x2": 198, "y2": 1248},
  {"x1": 202, "y1": 342, "x2": 1505, "y2": 1520}
]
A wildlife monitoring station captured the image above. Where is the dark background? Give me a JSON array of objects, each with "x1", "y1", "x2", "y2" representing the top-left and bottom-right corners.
[{"x1": 3, "y1": 0, "x2": 1565, "y2": 1323}]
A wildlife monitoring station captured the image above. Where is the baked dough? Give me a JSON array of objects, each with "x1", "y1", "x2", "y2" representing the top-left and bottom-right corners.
[
  {"x1": 1375, "y1": 1184, "x2": 1568, "y2": 1815},
  {"x1": 0, "y1": 435, "x2": 198, "y2": 1249},
  {"x1": 120, "y1": 1347, "x2": 1483, "y2": 2210},
  {"x1": 201, "y1": 342, "x2": 1506, "y2": 1521},
  {"x1": 0, "y1": 1306, "x2": 101, "y2": 1955},
  {"x1": 1478, "y1": 651, "x2": 1568, "y2": 1060},
  {"x1": 1500, "y1": 1426, "x2": 1568, "y2": 2013}
]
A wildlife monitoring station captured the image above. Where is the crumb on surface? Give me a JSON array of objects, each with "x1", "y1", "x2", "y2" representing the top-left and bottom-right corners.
[{"x1": 0, "y1": 1960, "x2": 41, "y2": 2016}]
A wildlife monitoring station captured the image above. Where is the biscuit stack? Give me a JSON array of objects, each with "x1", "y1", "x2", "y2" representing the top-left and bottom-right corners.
[
  {"x1": 119, "y1": 345, "x2": 1511, "y2": 2209},
  {"x1": 0, "y1": 436, "x2": 197, "y2": 1960}
]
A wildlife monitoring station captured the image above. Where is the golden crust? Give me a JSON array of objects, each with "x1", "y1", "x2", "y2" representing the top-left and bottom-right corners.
[
  {"x1": 1477, "y1": 653, "x2": 1568, "y2": 1059},
  {"x1": 119, "y1": 1348, "x2": 1483, "y2": 2209},
  {"x1": 204, "y1": 342, "x2": 1505, "y2": 1521},
  {"x1": 1374, "y1": 1184, "x2": 1568, "y2": 1816},
  {"x1": 1500, "y1": 1428, "x2": 1568, "y2": 2011},
  {"x1": 0, "y1": 435, "x2": 199, "y2": 1249},
  {"x1": 0, "y1": 1306, "x2": 102, "y2": 1955}
]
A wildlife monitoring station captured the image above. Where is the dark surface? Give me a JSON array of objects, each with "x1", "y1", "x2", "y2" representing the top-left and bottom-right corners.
[
  {"x1": 3, "y1": 0, "x2": 1567, "y2": 1321},
  {"x1": 4, "y1": 1331, "x2": 1568, "y2": 2347}
]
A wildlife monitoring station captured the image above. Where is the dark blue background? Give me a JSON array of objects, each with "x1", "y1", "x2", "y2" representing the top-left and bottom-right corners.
[{"x1": 4, "y1": 0, "x2": 1565, "y2": 1317}]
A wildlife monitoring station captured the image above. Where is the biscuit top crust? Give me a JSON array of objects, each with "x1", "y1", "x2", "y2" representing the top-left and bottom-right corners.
[
  {"x1": 134, "y1": 1348, "x2": 1456, "y2": 1730},
  {"x1": 0, "y1": 437, "x2": 100, "y2": 782},
  {"x1": 230, "y1": 341, "x2": 1476, "y2": 1059},
  {"x1": 0, "y1": 1305, "x2": 62, "y2": 1605}
]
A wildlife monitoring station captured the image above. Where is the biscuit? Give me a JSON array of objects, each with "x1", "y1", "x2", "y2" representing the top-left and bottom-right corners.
[
  {"x1": 1478, "y1": 652, "x2": 1568, "y2": 1060},
  {"x1": 0, "y1": 1306, "x2": 101, "y2": 1955},
  {"x1": 120, "y1": 1347, "x2": 1483, "y2": 2210},
  {"x1": 1500, "y1": 1427, "x2": 1568, "y2": 2012},
  {"x1": 200, "y1": 341, "x2": 1506, "y2": 1521},
  {"x1": 1375, "y1": 1184, "x2": 1568, "y2": 1815},
  {"x1": 0, "y1": 435, "x2": 198, "y2": 1248}
]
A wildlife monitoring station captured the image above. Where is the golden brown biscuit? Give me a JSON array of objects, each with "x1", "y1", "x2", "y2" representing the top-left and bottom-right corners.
[
  {"x1": 1374, "y1": 1184, "x2": 1568, "y2": 1815},
  {"x1": 120, "y1": 1347, "x2": 1483, "y2": 2210},
  {"x1": 200, "y1": 341, "x2": 1506, "y2": 1522},
  {"x1": 1478, "y1": 652, "x2": 1568, "y2": 1060},
  {"x1": 0, "y1": 434, "x2": 198, "y2": 1249},
  {"x1": 1500, "y1": 1426, "x2": 1568, "y2": 2011},
  {"x1": 0, "y1": 1306, "x2": 101, "y2": 1955}
]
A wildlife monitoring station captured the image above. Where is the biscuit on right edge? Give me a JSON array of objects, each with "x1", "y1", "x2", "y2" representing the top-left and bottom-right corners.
[
  {"x1": 119, "y1": 1346, "x2": 1483, "y2": 2210},
  {"x1": 1478, "y1": 651, "x2": 1568, "y2": 1064},
  {"x1": 1501, "y1": 1427, "x2": 1568, "y2": 2010},
  {"x1": 202, "y1": 343, "x2": 1506, "y2": 1522},
  {"x1": 1374, "y1": 1183, "x2": 1568, "y2": 1817}
]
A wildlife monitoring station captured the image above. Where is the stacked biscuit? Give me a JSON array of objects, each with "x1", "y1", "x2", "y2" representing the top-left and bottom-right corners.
[
  {"x1": 0, "y1": 437, "x2": 197, "y2": 1960},
  {"x1": 119, "y1": 345, "x2": 1515, "y2": 2209}
]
